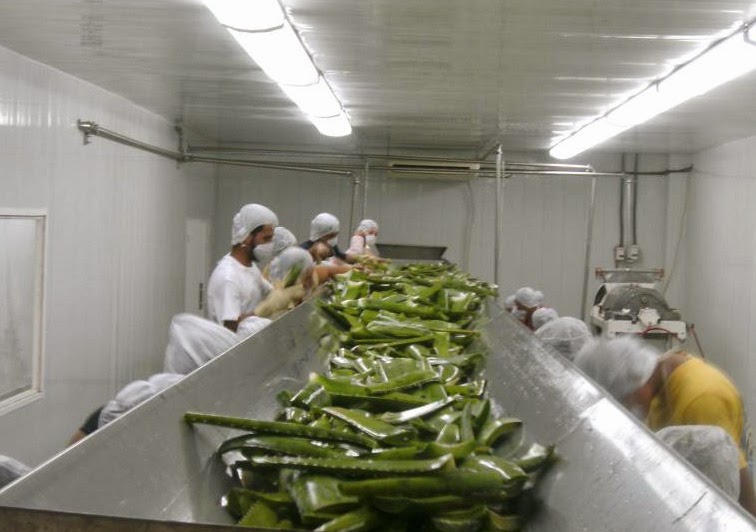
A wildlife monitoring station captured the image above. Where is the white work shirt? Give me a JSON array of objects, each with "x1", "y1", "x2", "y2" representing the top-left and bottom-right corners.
[{"x1": 207, "y1": 254, "x2": 272, "y2": 324}]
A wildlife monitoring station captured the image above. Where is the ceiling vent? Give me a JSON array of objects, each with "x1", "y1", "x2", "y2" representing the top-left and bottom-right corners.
[{"x1": 387, "y1": 160, "x2": 480, "y2": 180}]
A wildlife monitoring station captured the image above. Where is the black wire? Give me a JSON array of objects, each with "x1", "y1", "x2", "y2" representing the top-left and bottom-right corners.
[
  {"x1": 632, "y1": 153, "x2": 639, "y2": 246},
  {"x1": 619, "y1": 154, "x2": 625, "y2": 248}
]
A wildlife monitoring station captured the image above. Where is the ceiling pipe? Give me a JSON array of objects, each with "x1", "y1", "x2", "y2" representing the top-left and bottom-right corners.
[{"x1": 77, "y1": 120, "x2": 185, "y2": 162}]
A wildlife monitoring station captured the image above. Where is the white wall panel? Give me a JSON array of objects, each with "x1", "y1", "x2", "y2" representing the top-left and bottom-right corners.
[
  {"x1": 0, "y1": 44, "x2": 216, "y2": 465},
  {"x1": 215, "y1": 153, "x2": 684, "y2": 321},
  {"x1": 684, "y1": 136, "x2": 756, "y2": 421}
]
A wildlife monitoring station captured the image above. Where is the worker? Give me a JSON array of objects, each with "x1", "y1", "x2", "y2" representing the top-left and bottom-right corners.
[
  {"x1": 535, "y1": 317, "x2": 591, "y2": 361},
  {"x1": 256, "y1": 226, "x2": 298, "y2": 271},
  {"x1": 0, "y1": 455, "x2": 30, "y2": 489},
  {"x1": 67, "y1": 406, "x2": 105, "y2": 445},
  {"x1": 574, "y1": 336, "x2": 756, "y2": 516},
  {"x1": 268, "y1": 247, "x2": 314, "y2": 286},
  {"x1": 300, "y1": 213, "x2": 353, "y2": 264},
  {"x1": 346, "y1": 219, "x2": 382, "y2": 261},
  {"x1": 163, "y1": 313, "x2": 244, "y2": 374},
  {"x1": 513, "y1": 287, "x2": 544, "y2": 329},
  {"x1": 98, "y1": 373, "x2": 184, "y2": 428},
  {"x1": 657, "y1": 425, "x2": 740, "y2": 500},
  {"x1": 531, "y1": 307, "x2": 558, "y2": 330},
  {"x1": 207, "y1": 203, "x2": 277, "y2": 332},
  {"x1": 503, "y1": 294, "x2": 516, "y2": 313},
  {"x1": 251, "y1": 248, "x2": 313, "y2": 319}
]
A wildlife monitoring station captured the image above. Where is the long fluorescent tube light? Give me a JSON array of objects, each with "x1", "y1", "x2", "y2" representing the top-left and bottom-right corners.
[
  {"x1": 203, "y1": 0, "x2": 284, "y2": 31},
  {"x1": 228, "y1": 24, "x2": 319, "y2": 86},
  {"x1": 279, "y1": 76, "x2": 343, "y2": 118},
  {"x1": 203, "y1": 0, "x2": 352, "y2": 137},
  {"x1": 310, "y1": 113, "x2": 352, "y2": 137},
  {"x1": 550, "y1": 21, "x2": 756, "y2": 160}
]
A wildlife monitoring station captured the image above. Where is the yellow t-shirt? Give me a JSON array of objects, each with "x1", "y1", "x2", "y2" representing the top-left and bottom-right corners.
[{"x1": 647, "y1": 356, "x2": 748, "y2": 468}]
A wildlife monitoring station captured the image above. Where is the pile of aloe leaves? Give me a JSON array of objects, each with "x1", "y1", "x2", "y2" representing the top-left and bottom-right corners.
[{"x1": 185, "y1": 262, "x2": 555, "y2": 531}]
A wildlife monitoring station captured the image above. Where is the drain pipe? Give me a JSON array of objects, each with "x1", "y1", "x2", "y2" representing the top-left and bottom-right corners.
[
  {"x1": 494, "y1": 146, "x2": 504, "y2": 286},
  {"x1": 361, "y1": 161, "x2": 370, "y2": 219}
]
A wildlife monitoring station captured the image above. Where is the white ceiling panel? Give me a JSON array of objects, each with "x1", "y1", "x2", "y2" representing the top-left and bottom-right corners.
[{"x1": 0, "y1": 0, "x2": 754, "y2": 156}]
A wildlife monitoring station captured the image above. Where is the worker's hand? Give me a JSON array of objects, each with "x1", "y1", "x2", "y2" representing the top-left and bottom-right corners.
[{"x1": 254, "y1": 285, "x2": 306, "y2": 318}]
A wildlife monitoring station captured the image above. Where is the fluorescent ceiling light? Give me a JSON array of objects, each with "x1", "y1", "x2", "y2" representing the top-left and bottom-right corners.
[
  {"x1": 203, "y1": 0, "x2": 284, "y2": 31},
  {"x1": 551, "y1": 21, "x2": 756, "y2": 159},
  {"x1": 203, "y1": 0, "x2": 352, "y2": 136},
  {"x1": 309, "y1": 113, "x2": 352, "y2": 137},
  {"x1": 280, "y1": 76, "x2": 343, "y2": 118},
  {"x1": 229, "y1": 24, "x2": 319, "y2": 86}
]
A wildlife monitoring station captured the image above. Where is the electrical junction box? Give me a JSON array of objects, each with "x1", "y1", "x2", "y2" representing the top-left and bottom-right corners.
[
  {"x1": 614, "y1": 246, "x2": 626, "y2": 262},
  {"x1": 627, "y1": 245, "x2": 641, "y2": 262}
]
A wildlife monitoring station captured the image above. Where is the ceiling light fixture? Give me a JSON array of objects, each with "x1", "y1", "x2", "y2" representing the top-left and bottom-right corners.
[
  {"x1": 550, "y1": 19, "x2": 756, "y2": 159},
  {"x1": 203, "y1": 0, "x2": 352, "y2": 137}
]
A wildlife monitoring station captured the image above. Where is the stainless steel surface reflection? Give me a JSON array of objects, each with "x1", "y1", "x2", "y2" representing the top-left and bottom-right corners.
[{"x1": 0, "y1": 302, "x2": 754, "y2": 530}]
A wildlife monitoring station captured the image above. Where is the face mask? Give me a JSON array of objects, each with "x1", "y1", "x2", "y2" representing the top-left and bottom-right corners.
[
  {"x1": 327, "y1": 237, "x2": 338, "y2": 247},
  {"x1": 253, "y1": 242, "x2": 274, "y2": 265},
  {"x1": 365, "y1": 235, "x2": 377, "y2": 246}
]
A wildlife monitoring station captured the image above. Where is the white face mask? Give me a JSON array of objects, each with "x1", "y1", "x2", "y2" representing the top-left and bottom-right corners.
[
  {"x1": 327, "y1": 237, "x2": 338, "y2": 247},
  {"x1": 253, "y1": 242, "x2": 274, "y2": 265},
  {"x1": 365, "y1": 234, "x2": 377, "y2": 246}
]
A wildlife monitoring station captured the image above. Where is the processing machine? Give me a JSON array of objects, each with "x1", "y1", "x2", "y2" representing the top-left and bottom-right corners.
[
  {"x1": 591, "y1": 268, "x2": 687, "y2": 348},
  {"x1": 0, "y1": 300, "x2": 751, "y2": 530}
]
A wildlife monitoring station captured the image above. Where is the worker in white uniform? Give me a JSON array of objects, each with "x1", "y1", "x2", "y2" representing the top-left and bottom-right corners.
[
  {"x1": 513, "y1": 286, "x2": 544, "y2": 330},
  {"x1": 531, "y1": 307, "x2": 558, "y2": 331},
  {"x1": 207, "y1": 203, "x2": 278, "y2": 332},
  {"x1": 300, "y1": 213, "x2": 353, "y2": 265},
  {"x1": 254, "y1": 226, "x2": 298, "y2": 271},
  {"x1": 98, "y1": 373, "x2": 184, "y2": 427},
  {"x1": 657, "y1": 425, "x2": 741, "y2": 500},
  {"x1": 535, "y1": 316, "x2": 591, "y2": 361},
  {"x1": 0, "y1": 455, "x2": 31, "y2": 489},
  {"x1": 345, "y1": 219, "x2": 383, "y2": 261}
]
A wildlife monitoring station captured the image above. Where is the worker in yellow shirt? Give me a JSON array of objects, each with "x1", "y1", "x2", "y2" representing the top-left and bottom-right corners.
[{"x1": 575, "y1": 335, "x2": 756, "y2": 517}]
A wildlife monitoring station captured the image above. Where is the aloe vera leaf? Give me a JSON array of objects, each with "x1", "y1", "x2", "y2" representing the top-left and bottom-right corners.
[
  {"x1": 239, "y1": 453, "x2": 455, "y2": 477},
  {"x1": 378, "y1": 396, "x2": 458, "y2": 424},
  {"x1": 184, "y1": 413, "x2": 378, "y2": 449},
  {"x1": 321, "y1": 407, "x2": 417, "y2": 446},
  {"x1": 364, "y1": 370, "x2": 439, "y2": 394},
  {"x1": 289, "y1": 475, "x2": 360, "y2": 517},
  {"x1": 219, "y1": 435, "x2": 349, "y2": 459},
  {"x1": 476, "y1": 417, "x2": 522, "y2": 448},
  {"x1": 237, "y1": 500, "x2": 278, "y2": 528},
  {"x1": 314, "y1": 505, "x2": 383, "y2": 532},
  {"x1": 339, "y1": 470, "x2": 507, "y2": 498}
]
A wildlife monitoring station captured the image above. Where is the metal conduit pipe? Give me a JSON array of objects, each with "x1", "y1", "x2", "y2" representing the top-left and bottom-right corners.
[
  {"x1": 349, "y1": 173, "x2": 360, "y2": 237},
  {"x1": 580, "y1": 176, "x2": 598, "y2": 320},
  {"x1": 362, "y1": 161, "x2": 370, "y2": 219},
  {"x1": 77, "y1": 120, "x2": 185, "y2": 162},
  {"x1": 185, "y1": 155, "x2": 352, "y2": 176}
]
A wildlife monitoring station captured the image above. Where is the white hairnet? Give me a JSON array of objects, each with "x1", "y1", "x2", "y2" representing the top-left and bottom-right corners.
[
  {"x1": 357, "y1": 219, "x2": 378, "y2": 233},
  {"x1": 98, "y1": 373, "x2": 184, "y2": 428},
  {"x1": 657, "y1": 425, "x2": 740, "y2": 499},
  {"x1": 515, "y1": 287, "x2": 544, "y2": 309},
  {"x1": 574, "y1": 335, "x2": 659, "y2": 400},
  {"x1": 536, "y1": 317, "x2": 592, "y2": 361},
  {"x1": 231, "y1": 203, "x2": 278, "y2": 245},
  {"x1": 0, "y1": 455, "x2": 31, "y2": 489},
  {"x1": 272, "y1": 226, "x2": 298, "y2": 256},
  {"x1": 237, "y1": 316, "x2": 272, "y2": 339},
  {"x1": 504, "y1": 295, "x2": 516, "y2": 310},
  {"x1": 532, "y1": 307, "x2": 559, "y2": 330},
  {"x1": 269, "y1": 247, "x2": 314, "y2": 283},
  {"x1": 163, "y1": 314, "x2": 240, "y2": 375},
  {"x1": 310, "y1": 213, "x2": 340, "y2": 241}
]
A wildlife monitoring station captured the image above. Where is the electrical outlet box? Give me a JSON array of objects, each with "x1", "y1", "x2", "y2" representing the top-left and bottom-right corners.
[
  {"x1": 627, "y1": 244, "x2": 641, "y2": 262},
  {"x1": 614, "y1": 246, "x2": 626, "y2": 262}
]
